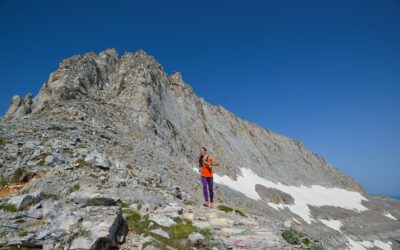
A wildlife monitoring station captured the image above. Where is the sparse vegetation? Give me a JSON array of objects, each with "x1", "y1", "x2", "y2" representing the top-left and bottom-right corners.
[
  {"x1": 67, "y1": 183, "x2": 80, "y2": 194},
  {"x1": 217, "y1": 204, "x2": 247, "y2": 217},
  {"x1": 282, "y1": 228, "x2": 301, "y2": 245},
  {"x1": 183, "y1": 200, "x2": 195, "y2": 206},
  {"x1": 117, "y1": 200, "x2": 129, "y2": 209},
  {"x1": 11, "y1": 168, "x2": 25, "y2": 183},
  {"x1": 43, "y1": 192, "x2": 59, "y2": 200},
  {"x1": 123, "y1": 209, "x2": 219, "y2": 249},
  {"x1": 0, "y1": 138, "x2": 6, "y2": 151},
  {"x1": 17, "y1": 230, "x2": 28, "y2": 237},
  {"x1": 217, "y1": 204, "x2": 233, "y2": 212},
  {"x1": 81, "y1": 229, "x2": 92, "y2": 237},
  {"x1": 0, "y1": 204, "x2": 17, "y2": 212},
  {"x1": 76, "y1": 159, "x2": 86, "y2": 167},
  {"x1": 125, "y1": 210, "x2": 151, "y2": 235},
  {"x1": 169, "y1": 219, "x2": 197, "y2": 241},
  {"x1": 0, "y1": 228, "x2": 7, "y2": 238},
  {"x1": 310, "y1": 244, "x2": 325, "y2": 250},
  {"x1": 0, "y1": 175, "x2": 8, "y2": 187},
  {"x1": 89, "y1": 173, "x2": 99, "y2": 179},
  {"x1": 282, "y1": 228, "x2": 325, "y2": 249},
  {"x1": 37, "y1": 159, "x2": 45, "y2": 166}
]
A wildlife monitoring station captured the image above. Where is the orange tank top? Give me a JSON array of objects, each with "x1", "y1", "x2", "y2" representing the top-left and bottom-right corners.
[{"x1": 200, "y1": 155, "x2": 217, "y2": 177}]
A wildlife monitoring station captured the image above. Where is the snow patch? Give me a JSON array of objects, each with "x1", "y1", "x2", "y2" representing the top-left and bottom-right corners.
[
  {"x1": 347, "y1": 239, "x2": 392, "y2": 250},
  {"x1": 194, "y1": 167, "x2": 368, "y2": 223},
  {"x1": 384, "y1": 212, "x2": 397, "y2": 220},
  {"x1": 319, "y1": 219, "x2": 343, "y2": 231},
  {"x1": 316, "y1": 219, "x2": 392, "y2": 250}
]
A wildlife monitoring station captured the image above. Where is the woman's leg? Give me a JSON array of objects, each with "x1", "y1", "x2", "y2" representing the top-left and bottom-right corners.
[
  {"x1": 201, "y1": 176, "x2": 209, "y2": 203},
  {"x1": 207, "y1": 177, "x2": 214, "y2": 203}
]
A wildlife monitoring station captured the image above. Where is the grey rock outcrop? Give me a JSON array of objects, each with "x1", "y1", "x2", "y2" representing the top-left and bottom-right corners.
[{"x1": 5, "y1": 93, "x2": 33, "y2": 117}]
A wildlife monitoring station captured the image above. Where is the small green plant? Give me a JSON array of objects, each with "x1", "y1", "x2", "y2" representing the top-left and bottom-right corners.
[
  {"x1": 204, "y1": 239, "x2": 222, "y2": 250},
  {"x1": 67, "y1": 183, "x2": 80, "y2": 194},
  {"x1": 11, "y1": 168, "x2": 25, "y2": 183},
  {"x1": 0, "y1": 138, "x2": 6, "y2": 151},
  {"x1": 217, "y1": 204, "x2": 247, "y2": 217},
  {"x1": 234, "y1": 209, "x2": 247, "y2": 217},
  {"x1": 0, "y1": 204, "x2": 17, "y2": 212},
  {"x1": 0, "y1": 228, "x2": 7, "y2": 238},
  {"x1": 125, "y1": 210, "x2": 151, "y2": 235},
  {"x1": 168, "y1": 219, "x2": 196, "y2": 241},
  {"x1": 0, "y1": 175, "x2": 9, "y2": 187},
  {"x1": 37, "y1": 159, "x2": 45, "y2": 166},
  {"x1": 302, "y1": 237, "x2": 310, "y2": 245},
  {"x1": 81, "y1": 229, "x2": 92, "y2": 237},
  {"x1": 217, "y1": 204, "x2": 233, "y2": 212},
  {"x1": 282, "y1": 228, "x2": 301, "y2": 245},
  {"x1": 43, "y1": 193, "x2": 59, "y2": 200},
  {"x1": 89, "y1": 173, "x2": 99, "y2": 179},
  {"x1": 17, "y1": 230, "x2": 28, "y2": 237},
  {"x1": 117, "y1": 200, "x2": 129, "y2": 208},
  {"x1": 183, "y1": 200, "x2": 195, "y2": 206},
  {"x1": 310, "y1": 244, "x2": 325, "y2": 250},
  {"x1": 199, "y1": 228, "x2": 213, "y2": 239},
  {"x1": 76, "y1": 159, "x2": 86, "y2": 167}
]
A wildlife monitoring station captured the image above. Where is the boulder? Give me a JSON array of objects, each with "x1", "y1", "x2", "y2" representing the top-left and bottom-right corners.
[{"x1": 7, "y1": 191, "x2": 44, "y2": 211}]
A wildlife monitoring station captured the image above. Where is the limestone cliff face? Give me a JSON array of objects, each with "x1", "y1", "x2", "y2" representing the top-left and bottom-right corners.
[
  {"x1": 5, "y1": 48, "x2": 363, "y2": 191},
  {"x1": 1, "y1": 49, "x2": 399, "y2": 249}
]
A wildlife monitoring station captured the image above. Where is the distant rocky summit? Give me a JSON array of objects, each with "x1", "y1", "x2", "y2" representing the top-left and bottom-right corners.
[{"x1": 1, "y1": 48, "x2": 399, "y2": 250}]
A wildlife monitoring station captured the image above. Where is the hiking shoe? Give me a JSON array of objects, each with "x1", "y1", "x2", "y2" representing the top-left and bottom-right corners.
[
  {"x1": 210, "y1": 202, "x2": 215, "y2": 208},
  {"x1": 203, "y1": 201, "x2": 209, "y2": 207}
]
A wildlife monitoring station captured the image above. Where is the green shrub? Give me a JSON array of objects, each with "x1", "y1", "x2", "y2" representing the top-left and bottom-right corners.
[
  {"x1": 310, "y1": 244, "x2": 325, "y2": 250},
  {"x1": 11, "y1": 168, "x2": 25, "y2": 183},
  {"x1": 81, "y1": 230, "x2": 92, "y2": 237},
  {"x1": 0, "y1": 228, "x2": 7, "y2": 238},
  {"x1": 76, "y1": 159, "x2": 86, "y2": 167},
  {"x1": 217, "y1": 204, "x2": 247, "y2": 217},
  {"x1": 117, "y1": 200, "x2": 130, "y2": 208},
  {"x1": 302, "y1": 237, "x2": 310, "y2": 245},
  {"x1": 43, "y1": 193, "x2": 59, "y2": 200},
  {"x1": 234, "y1": 209, "x2": 247, "y2": 217},
  {"x1": 0, "y1": 175, "x2": 9, "y2": 187},
  {"x1": 204, "y1": 239, "x2": 222, "y2": 250},
  {"x1": 217, "y1": 205, "x2": 233, "y2": 212},
  {"x1": 169, "y1": 220, "x2": 196, "y2": 240},
  {"x1": 37, "y1": 159, "x2": 45, "y2": 166},
  {"x1": 125, "y1": 210, "x2": 151, "y2": 235},
  {"x1": 17, "y1": 230, "x2": 28, "y2": 237},
  {"x1": 199, "y1": 228, "x2": 213, "y2": 239},
  {"x1": 282, "y1": 228, "x2": 301, "y2": 245},
  {"x1": 0, "y1": 204, "x2": 17, "y2": 212},
  {"x1": 0, "y1": 138, "x2": 6, "y2": 151},
  {"x1": 67, "y1": 184, "x2": 80, "y2": 194}
]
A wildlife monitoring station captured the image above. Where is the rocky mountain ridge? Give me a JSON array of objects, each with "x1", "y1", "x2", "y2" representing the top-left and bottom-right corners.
[{"x1": 1, "y1": 48, "x2": 399, "y2": 249}]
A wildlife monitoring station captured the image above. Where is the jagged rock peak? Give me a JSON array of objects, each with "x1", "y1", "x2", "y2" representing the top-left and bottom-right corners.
[
  {"x1": 170, "y1": 72, "x2": 184, "y2": 84},
  {"x1": 4, "y1": 49, "x2": 170, "y2": 117},
  {"x1": 5, "y1": 93, "x2": 33, "y2": 117}
]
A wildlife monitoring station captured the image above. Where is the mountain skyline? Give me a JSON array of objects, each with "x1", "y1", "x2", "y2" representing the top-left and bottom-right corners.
[{"x1": 1, "y1": 0, "x2": 399, "y2": 197}]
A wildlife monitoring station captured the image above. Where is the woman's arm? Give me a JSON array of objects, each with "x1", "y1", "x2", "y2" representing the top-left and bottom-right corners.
[{"x1": 211, "y1": 156, "x2": 219, "y2": 166}]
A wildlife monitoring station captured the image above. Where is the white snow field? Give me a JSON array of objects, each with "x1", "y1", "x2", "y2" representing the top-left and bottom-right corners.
[{"x1": 210, "y1": 167, "x2": 368, "y2": 223}]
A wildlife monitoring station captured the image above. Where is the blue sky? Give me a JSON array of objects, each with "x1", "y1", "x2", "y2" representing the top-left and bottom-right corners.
[{"x1": 1, "y1": 0, "x2": 399, "y2": 196}]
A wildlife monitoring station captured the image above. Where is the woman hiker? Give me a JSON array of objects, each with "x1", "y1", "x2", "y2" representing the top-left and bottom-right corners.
[{"x1": 198, "y1": 147, "x2": 219, "y2": 208}]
